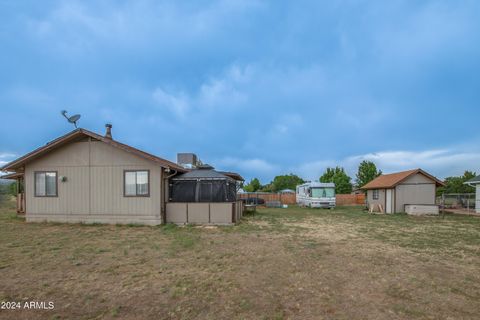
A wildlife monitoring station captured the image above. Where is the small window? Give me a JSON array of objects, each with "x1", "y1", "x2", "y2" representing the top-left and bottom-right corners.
[
  {"x1": 124, "y1": 170, "x2": 149, "y2": 197},
  {"x1": 35, "y1": 172, "x2": 57, "y2": 197},
  {"x1": 372, "y1": 189, "x2": 379, "y2": 200}
]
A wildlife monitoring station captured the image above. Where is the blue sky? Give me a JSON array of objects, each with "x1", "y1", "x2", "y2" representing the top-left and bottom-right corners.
[{"x1": 1, "y1": 0, "x2": 480, "y2": 183}]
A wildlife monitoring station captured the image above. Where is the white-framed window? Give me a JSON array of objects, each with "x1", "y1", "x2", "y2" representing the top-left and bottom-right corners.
[
  {"x1": 372, "y1": 189, "x2": 379, "y2": 200},
  {"x1": 124, "y1": 170, "x2": 150, "y2": 197},
  {"x1": 35, "y1": 171, "x2": 58, "y2": 197}
]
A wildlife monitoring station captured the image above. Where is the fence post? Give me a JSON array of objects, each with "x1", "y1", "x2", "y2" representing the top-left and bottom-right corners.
[{"x1": 441, "y1": 193, "x2": 445, "y2": 218}]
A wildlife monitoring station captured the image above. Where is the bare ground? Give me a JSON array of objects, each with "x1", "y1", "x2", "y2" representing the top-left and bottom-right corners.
[{"x1": 0, "y1": 198, "x2": 479, "y2": 319}]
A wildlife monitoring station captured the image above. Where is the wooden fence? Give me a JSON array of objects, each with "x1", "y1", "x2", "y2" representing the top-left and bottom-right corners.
[
  {"x1": 336, "y1": 194, "x2": 365, "y2": 206},
  {"x1": 237, "y1": 192, "x2": 365, "y2": 206}
]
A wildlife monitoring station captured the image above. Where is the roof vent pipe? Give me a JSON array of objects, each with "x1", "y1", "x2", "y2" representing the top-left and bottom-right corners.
[{"x1": 105, "y1": 123, "x2": 112, "y2": 139}]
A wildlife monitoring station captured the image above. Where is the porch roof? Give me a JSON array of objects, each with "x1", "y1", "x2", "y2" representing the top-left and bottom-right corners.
[{"x1": 0, "y1": 172, "x2": 24, "y2": 180}]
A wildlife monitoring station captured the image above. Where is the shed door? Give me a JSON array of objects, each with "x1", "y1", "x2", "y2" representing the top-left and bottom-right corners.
[{"x1": 386, "y1": 189, "x2": 393, "y2": 214}]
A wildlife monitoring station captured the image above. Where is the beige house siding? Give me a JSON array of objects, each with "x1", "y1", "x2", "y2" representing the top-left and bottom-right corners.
[
  {"x1": 367, "y1": 188, "x2": 386, "y2": 210},
  {"x1": 25, "y1": 140, "x2": 163, "y2": 225},
  {"x1": 394, "y1": 173, "x2": 436, "y2": 213}
]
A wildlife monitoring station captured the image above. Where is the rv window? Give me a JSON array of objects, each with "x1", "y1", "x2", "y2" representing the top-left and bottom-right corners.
[
  {"x1": 34, "y1": 171, "x2": 57, "y2": 197},
  {"x1": 372, "y1": 189, "x2": 379, "y2": 200},
  {"x1": 311, "y1": 188, "x2": 335, "y2": 198}
]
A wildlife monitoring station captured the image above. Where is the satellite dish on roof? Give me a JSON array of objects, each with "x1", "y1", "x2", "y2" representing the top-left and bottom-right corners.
[{"x1": 61, "y1": 110, "x2": 81, "y2": 128}]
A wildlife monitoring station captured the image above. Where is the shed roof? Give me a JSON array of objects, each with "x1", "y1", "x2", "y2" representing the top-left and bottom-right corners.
[
  {"x1": 465, "y1": 175, "x2": 480, "y2": 185},
  {"x1": 361, "y1": 168, "x2": 445, "y2": 190}
]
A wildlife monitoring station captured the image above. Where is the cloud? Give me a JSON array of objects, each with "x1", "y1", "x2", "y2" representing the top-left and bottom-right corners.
[
  {"x1": 346, "y1": 149, "x2": 480, "y2": 178},
  {"x1": 198, "y1": 77, "x2": 247, "y2": 109},
  {"x1": 270, "y1": 113, "x2": 303, "y2": 135},
  {"x1": 0, "y1": 153, "x2": 16, "y2": 169},
  {"x1": 296, "y1": 149, "x2": 480, "y2": 182},
  {"x1": 152, "y1": 88, "x2": 190, "y2": 118},
  {"x1": 24, "y1": 0, "x2": 264, "y2": 57},
  {"x1": 215, "y1": 157, "x2": 278, "y2": 176},
  {"x1": 295, "y1": 160, "x2": 337, "y2": 181},
  {"x1": 152, "y1": 64, "x2": 250, "y2": 118},
  {"x1": 1, "y1": 1, "x2": 479, "y2": 186},
  {"x1": 372, "y1": 2, "x2": 478, "y2": 66},
  {"x1": 2, "y1": 87, "x2": 54, "y2": 106},
  {"x1": 195, "y1": 65, "x2": 251, "y2": 109},
  {"x1": 0, "y1": 153, "x2": 16, "y2": 159}
]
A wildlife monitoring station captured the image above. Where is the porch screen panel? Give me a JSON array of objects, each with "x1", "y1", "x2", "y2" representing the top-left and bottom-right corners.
[
  {"x1": 211, "y1": 181, "x2": 225, "y2": 202},
  {"x1": 199, "y1": 181, "x2": 213, "y2": 202},
  {"x1": 171, "y1": 180, "x2": 196, "y2": 202}
]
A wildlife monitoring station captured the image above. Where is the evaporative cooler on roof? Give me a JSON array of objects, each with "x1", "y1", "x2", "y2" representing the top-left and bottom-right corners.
[{"x1": 170, "y1": 165, "x2": 237, "y2": 202}]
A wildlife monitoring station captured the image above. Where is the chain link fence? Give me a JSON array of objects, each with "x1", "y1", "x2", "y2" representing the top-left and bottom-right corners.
[{"x1": 436, "y1": 193, "x2": 476, "y2": 213}]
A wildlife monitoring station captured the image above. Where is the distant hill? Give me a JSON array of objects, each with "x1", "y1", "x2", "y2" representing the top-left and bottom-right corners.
[{"x1": 0, "y1": 179, "x2": 14, "y2": 185}]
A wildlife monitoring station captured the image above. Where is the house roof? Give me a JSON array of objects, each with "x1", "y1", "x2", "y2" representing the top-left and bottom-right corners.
[
  {"x1": 465, "y1": 175, "x2": 480, "y2": 185},
  {"x1": 0, "y1": 128, "x2": 186, "y2": 173},
  {"x1": 361, "y1": 168, "x2": 445, "y2": 190}
]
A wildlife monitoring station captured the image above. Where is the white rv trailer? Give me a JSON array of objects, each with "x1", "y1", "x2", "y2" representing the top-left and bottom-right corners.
[{"x1": 296, "y1": 182, "x2": 336, "y2": 208}]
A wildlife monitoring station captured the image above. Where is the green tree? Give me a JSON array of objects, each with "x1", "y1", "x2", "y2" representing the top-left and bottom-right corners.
[
  {"x1": 320, "y1": 167, "x2": 353, "y2": 194},
  {"x1": 9, "y1": 182, "x2": 17, "y2": 196},
  {"x1": 437, "y1": 171, "x2": 476, "y2": 195},
  {"x1": 260, "y1": 183, "x2": 274, "y2": 192},
  {"x1": 269, "y1": 174, "x2": 304, "y2": 192},
  {"x1": 355, "y1": 161, "x2": 382, "y2": 189},
  {"x1": 243, "y1": 178, "x2": 262, "y2": 192}
]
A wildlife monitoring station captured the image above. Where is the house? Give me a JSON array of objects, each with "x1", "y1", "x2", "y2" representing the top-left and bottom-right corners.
[
  {"x1": 464, "y1": 175, "x2": 480, "y2": 213},
  {"x1": 361, "y1": 169, "x2": 445, "y2": 214},
  {"x1": 0, "y1": 125, "x2": 243, "y2": 225}
]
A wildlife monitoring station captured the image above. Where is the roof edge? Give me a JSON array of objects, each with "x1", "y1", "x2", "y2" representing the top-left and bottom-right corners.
[
  {"x1": 1, "y1": 128, "x2": 186, "y2": 172},
  {"x1": 0, "y1": 172, "x2": 24, "y2": 180},
  {"x1": 464, "y1": 175, "x2": 480, "y2": 185},
  {"x1": 1, "y1": 129, "x2": 83, "y2": 171}
]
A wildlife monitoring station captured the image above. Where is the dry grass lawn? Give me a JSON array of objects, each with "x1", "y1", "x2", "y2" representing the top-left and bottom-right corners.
[{"x1": 0, "y1": 197, "x2": 479, "y2": 319}]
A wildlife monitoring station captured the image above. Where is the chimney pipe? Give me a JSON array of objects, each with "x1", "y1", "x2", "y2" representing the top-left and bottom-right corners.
[{"x1": 105, "y1": 123, "x2": 112, "y2": 139}]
